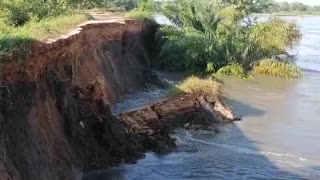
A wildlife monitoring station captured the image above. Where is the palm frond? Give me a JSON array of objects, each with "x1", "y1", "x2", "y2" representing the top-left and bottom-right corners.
[
  {"x1": 216, "y1": 64, "x2": 251, "y2": 79},
  {"x1": 157, "y1": 0, "x2": 302, "y2": 77},
  {"x1": 253, "y1": 59, "x2": 302, "y2": 79}
]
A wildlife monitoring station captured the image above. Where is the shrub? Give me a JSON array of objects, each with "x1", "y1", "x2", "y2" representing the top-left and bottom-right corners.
[
  {"x1": 0, "y1": 14, "x2": 90, "y2": 62},
  {"x1": 78, "y1": 0, "x2": 138, "y2": 10},
  {"x1": 216, "y1": 64, "x2": 250, "y2": 78},
  {"x1": 170, "y1": 76, "x2": 222, "y2": 98},
  {"x1": 125, "y1": 10, "x2": 152, "y2": 20},
  {"x1": 0, "y1": 2, "x2": 29, "y2": 26},
  {"x1": 157, "y1": 26, "x2": 214, "y2": 73},
  {"x1": 156, "y1": 0, "x2": 302, "y2": 78},
  {"x1": 216, "y1": 64, "x2": 245, "y2": 76},
  {"x1": 0, "y1": 1, "x2": 70, "y2": 26},
  {"x1": 125, "y1": 0, "x2": 154, "y2": 20},
  {"x1": 250, "y1": 18, "x2": 301, "y2": 57},
  {"x1": 253, "y1": 59, "x2": 302, "y2": 79}
]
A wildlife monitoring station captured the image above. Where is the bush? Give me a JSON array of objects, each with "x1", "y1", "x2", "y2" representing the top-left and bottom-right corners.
[
  {"x1": 0, "y1": 1, "x2": 69, "y2": 26},
  {"x1": 0, "y1": 2, "x2": 29, "y2": 26},
  {"x1": 156, "y1": 0, "x2": 302, "y2": 79},
  {"x1": 0, "y1": 0, "x2": 145, "y2": 62},
  {"x1": 170, "y1": 76, "x2": 222, "y2": 98},
  {"x1": 250, "y1": 18, "x2": 301, "y2": 57},
  {"x1": 77, "y1": 0, "x2": 138, "y2": 10},
  {"x1": 216, "y1": 64, "x2": 250, "y2": 78},
  {"x1": 253, "y1": 59, "x2": 302, "y2": 79},
  {"x1": 125, "y1": 10, "x2": 152, "y2": 20},
  {"x1": 0, "y1": 14, "x2": 90, "y2": 62},
  {"x1": 125, "y1": 0, "x2": 154, "y2": 20},
  {"x1": 157, "y1": 26, "x2": 213, "y2": 73}
]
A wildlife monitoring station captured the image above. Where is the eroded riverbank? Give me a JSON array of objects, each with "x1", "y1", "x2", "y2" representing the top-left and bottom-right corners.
[
  {"x1": 84, "y1": 70, "x2": 320, "y2": 180},
  {"x1": 84, "y1": 15, "x2": 320, "y2": 180},
  {"x1": 0, "y1": 19, "x2": 160, "y2": 180},
  {"x1": 0, "y1": 18, "x2": 238, "y2": 180}
]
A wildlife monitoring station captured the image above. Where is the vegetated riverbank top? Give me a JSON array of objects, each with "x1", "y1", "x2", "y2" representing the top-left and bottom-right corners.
[
  {"x1": 0, "y1": 0, "x2": 303, "y2": 80},
  {"x1": 0, "y1": 0, "x2": 147, "y2": 62}
]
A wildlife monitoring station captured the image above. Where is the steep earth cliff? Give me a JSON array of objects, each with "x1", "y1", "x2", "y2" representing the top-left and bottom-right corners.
[
  {"x1": 0, "y1": 19, "x2": 159, "y2": 180},
  {"x1": 0, "y1": 19, "x2": 238, "y2": 180}
]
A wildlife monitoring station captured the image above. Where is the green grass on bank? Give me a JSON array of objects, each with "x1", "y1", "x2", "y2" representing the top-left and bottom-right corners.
[
  {"x1": 0, "y1": 13, "x2": 91, "y2": 62},
  {"x1": 216, "y1": 64, "x2": 248, "y2": 79},
  {"x1": 170, "y1": 76, "x2": 222, "y2": 98},
  {"x1": 214, "y1": 60, "x2": 302, "y2": 79},
  {"x1": 0, "y1": 0, "x2": 151, "y2": 63},
  {"x1": 125, "y1": 10, "x2": 153, "y2": 20},
  {"x1": 253, "y1": 59, "x2": 302, "y2": 79}
]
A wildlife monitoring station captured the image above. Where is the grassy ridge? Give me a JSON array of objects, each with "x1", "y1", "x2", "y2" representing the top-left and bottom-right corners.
[
  {"x1": 170, "y1": 76, "x2": 222, "y2": 98},
  {"x1": 0, "y1": 0, "x2": 146, "y2": 62},
  {"x1": 0, "y1": 13, "x2": 90, "y2": 62},
  {"x1": 253, "y1": 59, "x2": 302, "y2": 79},
  {"x1": 0, "y1": 0, "x2": 95, "y2": 62},
  {"x1": 125, "y1": 10, "x2": 152, "y2": 20}
]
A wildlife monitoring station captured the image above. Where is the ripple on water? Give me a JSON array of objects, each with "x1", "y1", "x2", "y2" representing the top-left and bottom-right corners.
[{"x1": 111, "y1": 86, "x2": 169, "y2": 115}]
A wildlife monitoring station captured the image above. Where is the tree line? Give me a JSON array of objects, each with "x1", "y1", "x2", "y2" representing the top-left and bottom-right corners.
[{"x1": 257, "y1": 0, "x2": 320, "y2": 14}]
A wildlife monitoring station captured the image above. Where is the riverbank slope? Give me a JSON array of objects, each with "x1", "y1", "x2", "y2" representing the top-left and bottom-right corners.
[
  {"x1": 0, "y1": 16, "x2": 239, "y2": 180},
  {"x1": 0, "y1": 18, "x2": 159, "y2": 180}
]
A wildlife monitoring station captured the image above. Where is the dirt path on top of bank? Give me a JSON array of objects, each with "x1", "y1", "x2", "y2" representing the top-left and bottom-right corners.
[{"x1": 45, "y1": 12, "x2": 126, "y2": 43}]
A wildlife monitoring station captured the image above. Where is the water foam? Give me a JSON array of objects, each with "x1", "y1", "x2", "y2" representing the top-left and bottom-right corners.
[{"x1": 185, "y1": 136, "x2": 309, "y2": 163}]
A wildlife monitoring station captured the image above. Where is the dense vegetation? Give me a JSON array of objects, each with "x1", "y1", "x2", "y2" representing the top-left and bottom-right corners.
[
  {"x1": 0, "y1": 0, "x2": 144, "y2": 61},
  {"x1": 170, "y1": 76, "x2": 222, "y2": 98},
  {"x1": 0, "y1": 0, "x2": 304, "y2": 79},
  {"x1": 125, "y1": 0, "x2": 156, "y2": 19},
  {"x1": 156, "y1": 0, "x2": 302, "y2": 79}
]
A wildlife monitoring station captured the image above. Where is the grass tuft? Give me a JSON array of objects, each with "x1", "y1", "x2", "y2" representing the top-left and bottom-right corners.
[
  {"x1": 253, "y1": 59, "x2": 302, "y2": 79},
  {"x1": 170, "y1": 76, "x2": 222, "y2": 98},
  {"x1": 216, "y1": 64, "x2": 250, "y2": 79},
  {"x1": 125, "y1": 10, "x2": 152, "y2": 20},
  {"x1": 0, "y1": 13, "x2": 91, "y2": 62}
]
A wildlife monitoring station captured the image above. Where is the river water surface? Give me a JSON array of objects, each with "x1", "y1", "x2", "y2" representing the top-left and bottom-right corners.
[{"x1": 85, "y1": 16, "x2": 320, "y2": 180}]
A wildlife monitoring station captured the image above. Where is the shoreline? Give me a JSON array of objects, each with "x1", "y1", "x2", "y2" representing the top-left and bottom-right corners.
[
  {"x1": 253, "y1": 13, "x2": 320, "y2": 17},
  {"x1": 301, "y1": 67, "x2": 320, "y2": 73}
]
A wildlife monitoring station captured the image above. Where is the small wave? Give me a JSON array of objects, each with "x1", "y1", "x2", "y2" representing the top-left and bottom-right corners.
[
  {"x1": 301, "y1": 67, "x2": 320, "y2": 73},
  {"x1": 111, "y1": 86, "x2": 169, "y2": 115},
  {"x1": 186, "y1": 137, "x2": 308, "y2": 163},
  {"x1": 261, "y1": 152, "x2": 307, "y2": 162}
]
